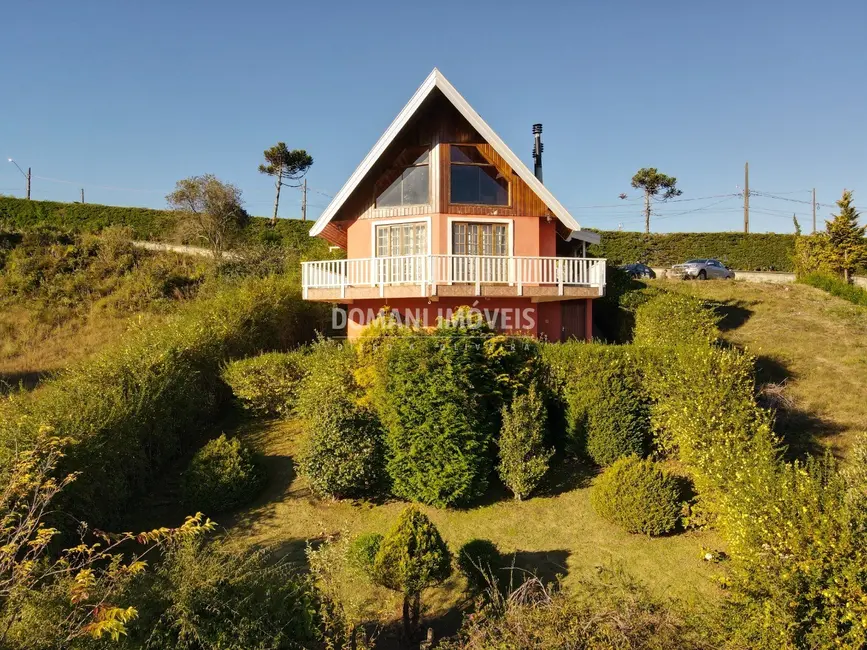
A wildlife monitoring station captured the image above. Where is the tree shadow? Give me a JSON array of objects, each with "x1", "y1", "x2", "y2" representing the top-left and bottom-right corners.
[
  {"x1": 754, "y1": 354, "x2": 845, "y2": 461},
  {"x1": 0, "y1": 369, "x2": 51, "y2": 394},
  {"x1": 709, "y1": 298, "x2": 756, "y2": 332},
  {"x1": 535, "y1": 456, "x2": 596, "y2": 497},
  {"x1": 501, "y1": 549, "x2": 571, "y2": 589}
]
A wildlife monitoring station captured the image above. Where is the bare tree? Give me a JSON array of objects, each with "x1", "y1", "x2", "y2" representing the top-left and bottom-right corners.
[{"x1": 166, "y1": 175, "x2": 248, "y2": 261}]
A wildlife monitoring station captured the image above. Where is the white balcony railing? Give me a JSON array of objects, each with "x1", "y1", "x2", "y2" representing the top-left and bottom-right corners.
[{"x1": 302, "y1": 255, "x2": 606, "y2": 299}]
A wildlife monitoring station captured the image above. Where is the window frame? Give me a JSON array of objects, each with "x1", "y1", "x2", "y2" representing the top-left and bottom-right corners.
[
  {"x1": 447, "y1": 144, "x2": 511, "y2": 207},
  {"x1": 369, "y1": 217, "x2": 431, "y2": 258},
  {"x1": 446, "y1": 217, "x2": 513, "y2": 257},
  {"x1": 374, "y1": 147, "x2": 431, "y2": 209}
]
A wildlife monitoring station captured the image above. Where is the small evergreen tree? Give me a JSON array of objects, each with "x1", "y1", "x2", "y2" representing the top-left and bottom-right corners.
[
  {"x1": 372, "y1": 506, "x2": 452, "y2": 640},
  {"x1": 498, "y1": 388, "x2": 553, "y2": 500},
  {"x1": 821, "y1": 190, "x2": 867, "y2": 282}
]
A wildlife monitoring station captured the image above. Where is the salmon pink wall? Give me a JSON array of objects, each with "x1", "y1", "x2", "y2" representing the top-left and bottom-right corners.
[{"x1": 343, "y1": 214, "x2": 548, "y2": 259}]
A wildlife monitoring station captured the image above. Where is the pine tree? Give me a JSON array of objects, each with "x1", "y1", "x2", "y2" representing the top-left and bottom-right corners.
[
  {"x1": 372, "y1": 506, "x2": 452, "y2": 640},
  {"x1": 497, "y1": 388, "x2": 553, "y2": 500},
  {"x1": 822, "y1": 190, "x2": 867, "y2": 282}
]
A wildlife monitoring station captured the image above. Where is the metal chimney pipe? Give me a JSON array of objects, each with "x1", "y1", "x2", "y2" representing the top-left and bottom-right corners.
[{"x1": 532, "y1": 123, "x2": 543, "y2": 182}]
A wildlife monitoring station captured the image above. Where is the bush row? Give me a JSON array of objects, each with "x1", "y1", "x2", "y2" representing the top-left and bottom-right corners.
[
  {"x1": 799, "y1": 272, "x2": 867, "y2": 306},
  {"x1": 0, "y1": 275, "x2": 330, "y2": 530},
  {"x1": 630, "y1": 291, "x2": 867, "y2": 646},
  {"x1": 589, "y1": 230, "x2": 800, "y2": 271}
]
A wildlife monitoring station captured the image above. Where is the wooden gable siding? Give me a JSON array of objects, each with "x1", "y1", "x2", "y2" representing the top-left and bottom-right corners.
[
  {"x1": 330, "y1": 90, "x2": 553, "y2": 231},
  {"x1": 433, "y1": 95, "x2": 551, "y2": 218}
]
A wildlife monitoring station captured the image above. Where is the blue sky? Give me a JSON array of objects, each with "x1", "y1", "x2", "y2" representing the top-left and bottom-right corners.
[{"x1": 2, "y1": 0, "x2": 865, "y2": 233}]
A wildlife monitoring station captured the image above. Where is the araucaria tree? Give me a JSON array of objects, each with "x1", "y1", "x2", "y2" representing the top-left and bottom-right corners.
[
  {"x1": 166, "y1": 175, "x2": 248, "y2": 261},
  {"x1": 372, "y1": 506, "x2": 452, "y2": 640},
  {"x1": 258, "y1": 143, "x2": 313, "y2": 225},
  {"x1": 630, "y1": 168, "x2": 682, "y2": 234},
  {"x1": 498, "y1": 388, "x2": 553, "y2": 500},
  {"x1": 822, "y1": 190, "x2": 867, "y2": 282}
]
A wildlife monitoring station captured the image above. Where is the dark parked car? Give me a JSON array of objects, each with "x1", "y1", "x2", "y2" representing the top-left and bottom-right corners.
[{"x1": 619, "y1": 263, "x2": 657, "y2": 279}]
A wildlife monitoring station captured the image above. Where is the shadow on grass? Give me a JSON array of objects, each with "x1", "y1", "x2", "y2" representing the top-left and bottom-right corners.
[
  {"x1": 0, "y1": 369, "x2": 51, "y2": 394},
  {"x1": 709, "y1": 298, "x2": 757, "y2": 332},
  {"x1": 754, "y1": 354, "x2": 846, "y2": 461}
]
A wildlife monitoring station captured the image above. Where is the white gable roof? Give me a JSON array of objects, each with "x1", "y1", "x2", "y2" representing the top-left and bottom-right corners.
[{"x1": 310, "y1": 68, "x2": 584, "y2": 236}]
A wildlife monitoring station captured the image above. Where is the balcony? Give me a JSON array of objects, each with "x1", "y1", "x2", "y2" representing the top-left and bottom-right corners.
[{"x1": 302, "y1": 255, "x2": 606, "y2": 302}]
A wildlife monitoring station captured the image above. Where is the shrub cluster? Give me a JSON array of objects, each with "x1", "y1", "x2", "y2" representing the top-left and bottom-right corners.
[
  {"x1": 181, "y1": 434, "x2": 266, "y2": 514},
  {"x1": 297, "y1": 339, "x2": 387, "y2": 499},
  {"x1": 222, "y1": 350, "x2": 307, "y2": 417},
  {"x1": 591, "y1": 456, "x2": 682, "y2": 535},
  {"x1": 0, "y1": 275, "x2": 327, "y2": 530},
  {"x1": 347, "y1": 532, "x2": 383, "y2": 577},
  {"x1": 439, "y1": 569, "x2": 712, "y2": 650},
  {"x1": 632, "y1": 291, "x2": 867, "y2": 645},
  {"x1": 542, "y1": 343, "x2": 650, "y2": 466}
]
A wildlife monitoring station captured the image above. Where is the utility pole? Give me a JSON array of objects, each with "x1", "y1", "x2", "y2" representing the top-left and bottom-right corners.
[
  {"x1": 743, "y1": 162, "x2": 749, "y2": 233},
  {"x1": 80, "y1": 188, "x2": 85, "y2": 204},
  {"x1": 811, "y1": 188, "x2": 816, "y2": 233},
  {"x1": 301, "y1": 178, "x2": 307, "y2": 221}
]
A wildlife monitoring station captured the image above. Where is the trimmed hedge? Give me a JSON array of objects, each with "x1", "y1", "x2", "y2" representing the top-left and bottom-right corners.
[
  {"x1": 0, "y1": 275, "x2": 329, "y2": 530},
  {"x1": 633, "y1": 292, "x2": 720, "y2": 347},
  {"x1": 591, "y1": 456, "x2": 682, "y2": 535},
  {"x1": 589, "y1": 230, "x2": 798, "y2": 272},
  {"x1": 542, "y1": 343, "x2": 650, "y2": 466},
  {"x1": 297, "y1": 339, "x2": 387, "y2": 499},
  {"x1": 181, "y1": 434, "x2": 266, "y2": 513},
  {"x1": 222, "y1": 351, "x2": 307, "y2": 417}
]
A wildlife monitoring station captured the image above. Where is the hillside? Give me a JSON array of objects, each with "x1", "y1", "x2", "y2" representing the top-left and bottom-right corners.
[{"x1": 661, "y1": 279, "x2": 867, "y2": 457}]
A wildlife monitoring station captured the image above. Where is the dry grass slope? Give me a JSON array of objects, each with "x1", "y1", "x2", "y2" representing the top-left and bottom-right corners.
[{"x1": 658, "y1": 279, "x2": 867, "y2": 457}]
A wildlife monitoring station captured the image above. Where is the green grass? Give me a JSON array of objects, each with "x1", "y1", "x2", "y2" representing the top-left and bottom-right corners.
[
  {"x1": 799, "y1": 273, "x2": 867, "y2": 307},
  {"x1": 236, "y1": 419, "x2": 717, "y2": 624},
  {"x1": 657, "y1": 279, "x2": 867, "y2": 457},
  {"x1": 127, "y1": 414, "x2": 721, "y2": 636}
]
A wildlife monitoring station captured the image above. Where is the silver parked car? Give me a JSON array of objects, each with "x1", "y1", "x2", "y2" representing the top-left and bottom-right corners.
[{"x1": 671, "y1": 259, "x2": 735, "y2": 280}]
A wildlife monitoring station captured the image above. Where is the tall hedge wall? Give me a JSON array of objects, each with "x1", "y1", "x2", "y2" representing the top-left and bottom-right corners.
[{"x1": 589, "y1": 230, "x2": 796, "y2": 271}]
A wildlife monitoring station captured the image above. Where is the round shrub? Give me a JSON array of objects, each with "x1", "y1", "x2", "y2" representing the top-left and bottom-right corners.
[
  {"x1": 182, "y1": 434, "x2": 266, "y2": 513},
  {"x1": 301, "y1": 411, "x2": 386, "y2": 499},
  {"x1": 222, "y1": 351, "x2": 306, "y2": 417},
  {"x1": 347, "y1": 532, "x2": 383, "y2": 577},
  {"x1": 457, "y1": 539, "x2": 502, "y2": 595},
  {"x1": 633, "y1": 292, "x2": 719, "y2": 347},
  {"x1": 591, "y1": 456, "x2": 682, "y2": 536}
]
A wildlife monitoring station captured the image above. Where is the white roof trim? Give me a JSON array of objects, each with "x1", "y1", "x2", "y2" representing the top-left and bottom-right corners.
[{"x1": 310, "y1": 68, "x2": 584, "y2": 237}]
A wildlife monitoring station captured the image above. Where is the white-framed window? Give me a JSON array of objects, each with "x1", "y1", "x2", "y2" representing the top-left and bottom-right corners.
[
  {"x1": 375, "y1": 222, "x2": 428, "y2": 257},
  {"x1": 452, "y1": 222, "x2": 508, "y2": 256}
]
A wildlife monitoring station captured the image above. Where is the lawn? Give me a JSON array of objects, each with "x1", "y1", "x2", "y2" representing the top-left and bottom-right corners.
[
  {"x1": 656, "y1": 279, "x2": 867, "y2": 457},
  {"x1": 217, "y1": 418, "x2": 716, "y2": 633}
]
